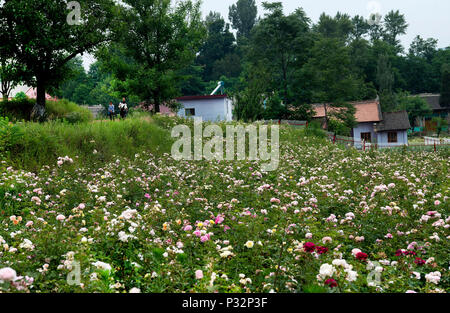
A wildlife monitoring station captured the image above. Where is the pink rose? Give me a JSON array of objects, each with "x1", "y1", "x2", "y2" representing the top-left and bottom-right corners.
[
  {"x1": 195, "y1": 270, "x2": 203, "y2": 279},
  {"x1": 0, "y1": 267, "x2": 17, "y2": 282}
]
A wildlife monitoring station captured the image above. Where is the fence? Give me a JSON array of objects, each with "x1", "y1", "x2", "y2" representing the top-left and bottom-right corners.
[
  {"x1": 326, "y1": 133, "x2": 450, "y2": 152},
  {"x1": 84, "y1": 105, "x2": 104, "y2": 118},
  {"x1": 262, "y1": 120, "x2": 308, "y2": 128},
  {"x1": 424, "y1": 136, "x2": 450, "y2": 145},
  {"x1": 262, "y1": 120, "x2": 450, "y2": 152}
]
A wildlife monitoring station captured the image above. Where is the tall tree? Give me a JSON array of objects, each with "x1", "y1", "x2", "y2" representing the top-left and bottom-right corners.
[
  {"x1": 397, "y1": 92, "x2": 432, "y2": 127},
  {"x1": 383, "y1": 10, "x2": 408, "y2": 51},
  {"x1": 351, "y1": 15, "x2": 370, "y2": 40},
  {"x1": 376, "y1": 54, "x2": 396, "y2": 111},
  {"x1": 234, "y1": 62, "x2": 269, "y2": 122},
  {"x1": 301, "y1": 37, "x2": 360, "y2": 129},
  {"x1": 101, "y1": 0, "x2": 206, "y2": 113},
  {"x1": 248, "y1": 2, "x2": 311, "y2": 104},
  {"x1": 0, "y1": 0, "x2": 116, "y2": 120},
  {"x1": 196, "y1": 12, "x2": 236, "y2": 82},
  {"x1": 440, "y1": 64, "x2": 450, "y2": 108},
  {"x1": 0, "y1": 58, "x2": 20, "y2": 101},
  {"x1": 409, "y1": 36, "x2": 438, "y2": 61},
  {"x1": 315, "y1": 12, "x2": 354, "y2": 42},
  {"x1": 228, "y1": 0, "x2": 257, "y2": 40}
]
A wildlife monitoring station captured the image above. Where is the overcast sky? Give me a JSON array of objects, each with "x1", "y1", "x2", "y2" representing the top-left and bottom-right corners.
[{"x1": 83, "y1": 0, "x2": 450, "y2": 69}]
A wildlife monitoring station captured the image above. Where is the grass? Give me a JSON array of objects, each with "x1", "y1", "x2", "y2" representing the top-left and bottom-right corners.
[{"x1": 6, "y1": 114, "x2": 172, "y2": 171}]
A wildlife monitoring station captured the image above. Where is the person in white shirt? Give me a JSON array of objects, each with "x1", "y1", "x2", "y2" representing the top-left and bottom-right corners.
[{"x1": 118, "y1": 97, "x2": 128, "y2": 119}]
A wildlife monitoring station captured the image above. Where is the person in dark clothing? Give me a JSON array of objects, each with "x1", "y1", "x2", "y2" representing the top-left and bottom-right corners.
[{"x1": 118, "y1": 98, "x2": 128, "y2": 119}]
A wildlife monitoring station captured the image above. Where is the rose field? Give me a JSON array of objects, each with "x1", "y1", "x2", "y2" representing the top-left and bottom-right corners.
[{"x1": 0, "y1": 115, "x2": 449, "y2": 293}]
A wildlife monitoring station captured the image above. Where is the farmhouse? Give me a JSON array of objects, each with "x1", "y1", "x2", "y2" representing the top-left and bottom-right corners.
[
  {"x1": 176, "y1": 94, "x2": 233, "y2": 122},
  {"x1": 313, "y1": 100, "x2": 411, "y2": 148},
  {"x1": 414, "y1": 94, "x2": 450, "y2": 132}
]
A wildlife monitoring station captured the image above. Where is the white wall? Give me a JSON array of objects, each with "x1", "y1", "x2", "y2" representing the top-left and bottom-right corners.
[
  {"x1": 352, "y1": 123, "x2": 409, "y2": 148},
  {"x1": 377, "y1": 131, "x2": 408, "y2": 147},
  {"x1": 177, "y1": 98, "x2": 232, "y2": 122},
  {"x1": 353, "y1": 122, "x2": 376, "y2": 148}
]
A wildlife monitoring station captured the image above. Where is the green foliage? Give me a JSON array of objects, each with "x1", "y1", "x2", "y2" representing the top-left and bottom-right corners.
[
  {"x1": 262, "y1": 93, "x2": 288, "y2": 120},
  {"x1": 328, "y1": 118, "x2": 351, "y2": 137},
  {"x1": 14, "y1": 92, "x2": 27, "y2": 100},
  {"x1": 440, "y1": 64, "x2": 450, "y2": 108},
  {"x1": 0, "y1": 98, "x2": 35, "y2": 121},
  {"x1": 432, "y1": 117, "x2": 449, "y2": 137},
  {"x1": 0, "y1": 116, "x2": 23, "y2": 154},
  {"x1": 228, "y1": 0, "x2": 257, "y2": 40},
  {"x1": 46, "y1": 99, "x2": 93, "y2": 124},
  {"x1": 0, "y1": 0, "x2": 117, "y2": 118},
  {"x1": 7, "y1": 115, "x2": 170, "y2": 170},
  {"x1": 0, "y1": 116, "x2": 449, "y2": 293},
  {"x1": 397, "y1": 93, "x2": 432, "y2": 127},
  {"x1": 383, "y1": 10, "x2": 408, "y2": 51},
  {"x1": 247, "y1": 2, "x2": 311, "y2": 104},
  {"x1": 0, "y1": 98, "x2": 93, "y2": 123},
  {"x1": 101, "y1": 0, "x2": 206, "y2": 113},
  {"x1": 301, "y1": 37, "x2": 360, "y2": 128},
  {"x1": 197, "y1": 12, "x2": 237, "y2": 82}
]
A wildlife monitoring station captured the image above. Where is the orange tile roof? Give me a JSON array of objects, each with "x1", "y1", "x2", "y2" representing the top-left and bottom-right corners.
[{"x1": 313, "y1": 100, "x2": 382, "y2": 123}]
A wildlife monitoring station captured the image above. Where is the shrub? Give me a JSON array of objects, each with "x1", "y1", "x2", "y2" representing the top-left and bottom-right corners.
[
  {"x1": 46, "y1": 99, "x2": 93, "y2": 123},
  {"x1": 0, "y1": 98, "x2": 93, "y2": 123},
  {"x1": 304, "y1": 120, "x2": 326, "y2": 138},
  {"x1": 0, "y1": 98, "x2": 35, "y2": 121},
  {"x1": 328, "y1": 118, "x2": 351, "y2": 137},
  {"x1": 0, "y1": 116, "x2": 23, "y2": 155},
  {"x1": 7, "y1": 115, "x2": 170, "y2": 170}
]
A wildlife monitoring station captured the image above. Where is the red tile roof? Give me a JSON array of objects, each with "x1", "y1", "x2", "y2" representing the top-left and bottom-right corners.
[{"x1": 313, "y1": 100, "x2": 382, "y2": 123}]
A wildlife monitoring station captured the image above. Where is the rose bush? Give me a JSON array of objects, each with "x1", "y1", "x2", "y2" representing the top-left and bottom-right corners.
[{"x1": 0, "y1": 116, "x2": 448, "y2": 293}]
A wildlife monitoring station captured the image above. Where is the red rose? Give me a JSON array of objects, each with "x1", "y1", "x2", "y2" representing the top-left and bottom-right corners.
[
  {"x1": 325, "y1": 278, "x2": 338, "y2": 288},
  {"x1": 316, "y1": 246, "x2": 328, "y2": 254},
  {"x1": 356, "y1": 252, "x2": 368, "y2": 261},
  {"x1": 395, "y1": 249, "x2": 404, "y2": 256},
  {"x1": 414, "y1": 258, "x2": 425, "y2": 266},
  {"x1": 304, "y1": 242, "x2": 316, "y2": 253}
]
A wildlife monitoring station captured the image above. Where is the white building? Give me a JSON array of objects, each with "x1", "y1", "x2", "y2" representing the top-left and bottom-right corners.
[
  {"x1": 176, "y1": 95, "x2": 233, "y2": 122},
  {"x1": 314, "y1": 100, "x2": 411, "y2": 148}
]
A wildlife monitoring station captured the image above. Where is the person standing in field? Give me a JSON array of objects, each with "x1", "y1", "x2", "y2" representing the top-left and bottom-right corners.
[
  {"x1": 108, "y1": 101, "x2": 115, "y2": 121},
  {"x1": 118, "y1": 97, "x2": 128, "y2": 119}
]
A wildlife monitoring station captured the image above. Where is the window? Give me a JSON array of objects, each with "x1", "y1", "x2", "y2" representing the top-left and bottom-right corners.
[
  {"x1": 361, "y1": 132, "x2": 372, "y2": 142},
  {"x1": 388, "y1": 132, "x2": 398, "y2": 143},
  {"x1": 185, "y1": 108, "x2": 195, "y2": 116}
]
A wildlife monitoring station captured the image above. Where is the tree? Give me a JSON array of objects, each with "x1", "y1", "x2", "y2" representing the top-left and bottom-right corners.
[
  {"x1": 101, "y1": 0, "x2": 206, "y2": 113},
  {"x1": 247, "y1": 2, "x2": 311, "y2": 104},
  {"x1": 228, "y1": 0, "x2": 257, "y2": 40},
  {"x1": 301, "y1": 37, "x2": 360, "y2": 129},
  {"x1": 314, "y1": 12, "x2": 354, "y2": 42},
  {"x1": 197, "y1": 12, "x2": 236, "y2": 82},
  {"x1": 234, "y1": 62, "x2": 270, "y2": 122},
  {"x1": 409, "y1": 36, "x2": 438, "y2": 61},
  {"x1": 376, "y1": 54, "x2": 396, "y2": 111},
  {"x1": 383, "y1": 10, "x2": 408, "y2": 51},
  {"x1": 440, "y1": 64, "x2": 450, "y2": 107},
  {"x1": 0, "y1": 59, "x2": 18, "y2": 101},
  {"x1": 397, "y1": 93, "x2": 432, "y2": 127},
  {"x1": 351, "y1": 15, "x2": 370, "y2": 40},
  {"x1": 432, "y1": 117, "x2": 448, "y2": 137},
  {"x1": 0, "y1": 0, "x2": 116, "y2": 120}
]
